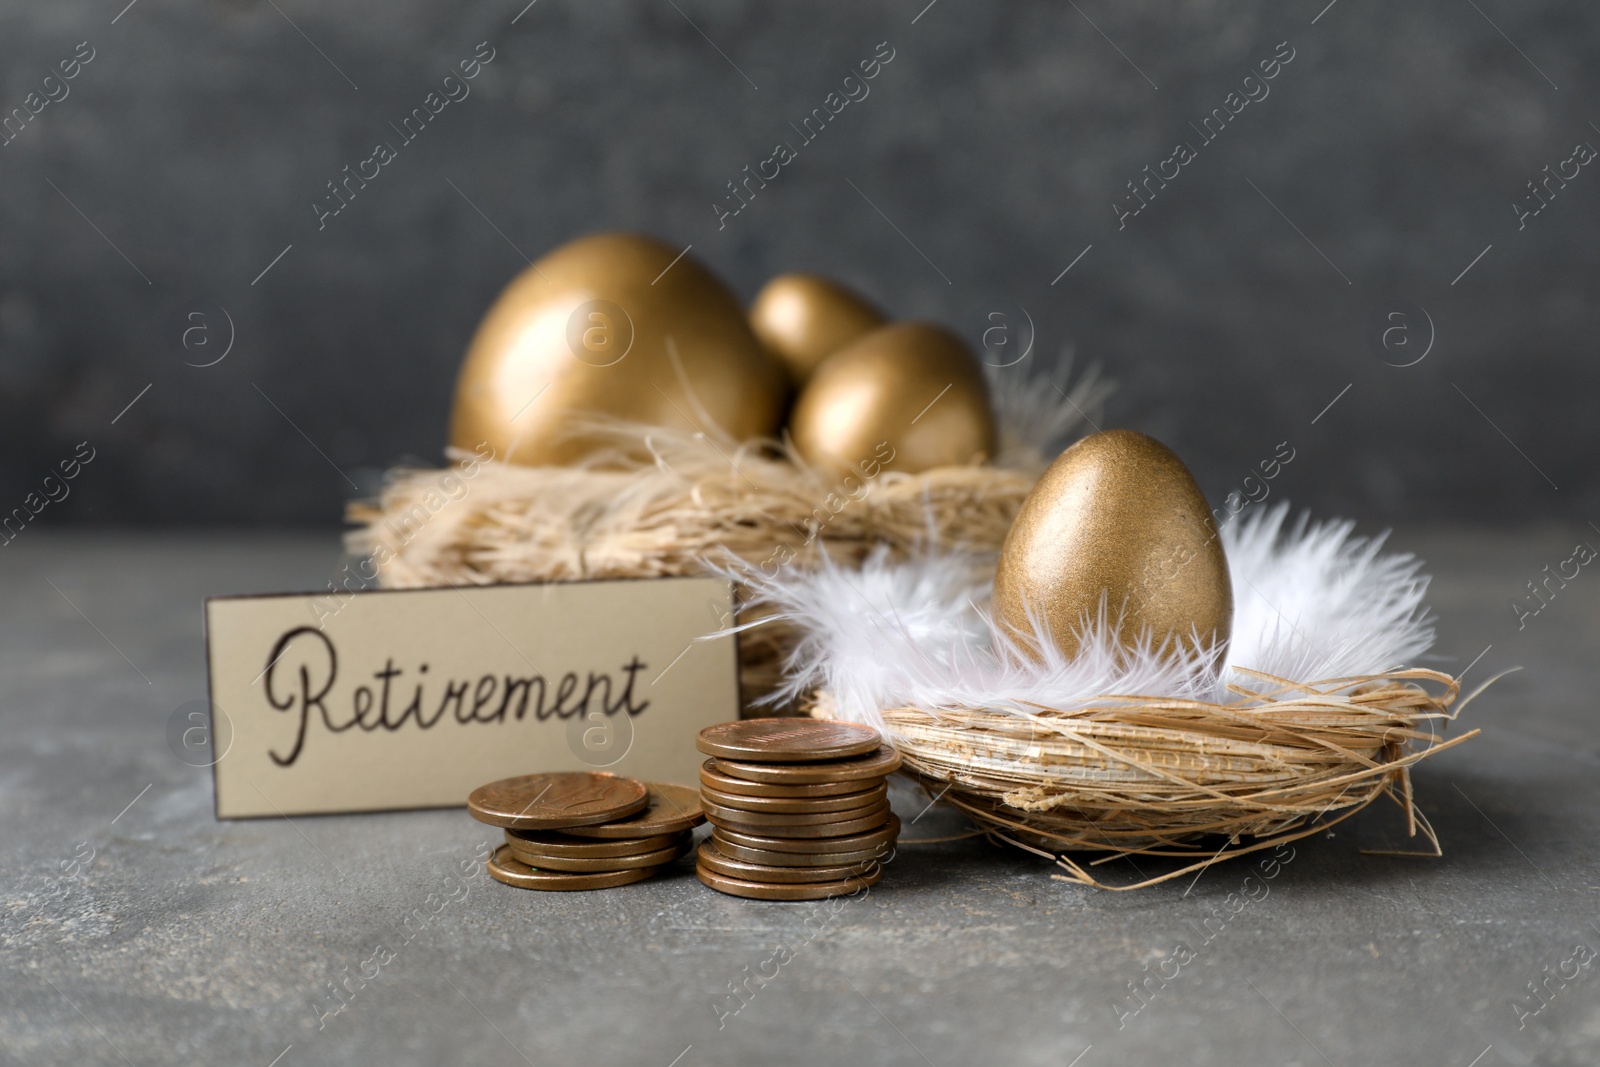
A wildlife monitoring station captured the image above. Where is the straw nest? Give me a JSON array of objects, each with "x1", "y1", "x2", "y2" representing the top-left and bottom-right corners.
[
  {"x1": 848, "y1": 669, "x2": 1473, "y2": 889},
  {"x1": 733, "y1": 506, "x2": 1489, "y2": 889},
  {"x1": 346, "y1": 361, "x2": 1109, "y2": 712}
]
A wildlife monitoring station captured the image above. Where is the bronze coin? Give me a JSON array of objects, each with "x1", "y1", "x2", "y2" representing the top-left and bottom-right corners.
[
  {"x1": 711, "y1": 833, "x2": 895, "y2": 869},
  {"x1": 696, "y1": 861, "x2": 884, "y2": 900},
  {"x1": 696, "y1": 719, "x2": 881, "y2": 762},
  {"x1": 700, "y1": 760, "x2": 875, "y2": 798},
  {"x1": 697, "y1": 840, "x2": 880, "y2": 884},
  {"x1": 702, "y1": 781, "x2": 887, "y2": 814},
  {"x1": 505, "y1": 828, "x2": 687, "y2": 858},
  {"x1": 559, "y1": 782, "x2": 704, "y2": 838},
  {"x1": 506, "y1": 838, "x2": 692, "y2": 872},
  {"x1": 706, "y1": 804, "x2": 891, "y2": 839},
  {"x1": 469, "y1": 772, "x2": 649, "y2": 830},
  {"x1": 712, "y1": 744, "x2": 902, "y2": 784},
  {"x1": 703, "y1": 797, "x2": 889, "y2": 828},
  {"x1": 487, "y1": 846, "x2": 662, "y2": 891},
  {"x1": 713, "y1": 814, "x2": 901, "y2": 854}
]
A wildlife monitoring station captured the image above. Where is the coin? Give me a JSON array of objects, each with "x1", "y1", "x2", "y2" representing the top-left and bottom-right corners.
[
  {"x1": 559, "y1": 782, "x2": 704, "y2": 839},
  {"x1": 700, "y1": 760, "x2": 873, "y2": 798},
  {"x1": 706, "y1": 804, "x2": 891, "y2": 839},
  {"x1": 701, "y1": 781, "x2": 887, "y2": 814},
  {"x1": 696, "y1": 862, "x2": 884, "y2": 900},
  {"x1": 711, "y1": 834, "x2": 895, "y2": 869},
  {"x1": 505, "y1": 828, "x2": 687, "y2": 858},
  {"x1": 696, "y1": 719, "x2": 881, "y2": 763},
  {"x1": 487, "y1": 846, "x2": 662, "y2": 890},
  {"x1": 712, "y1": 745, "x2": 901, "y2": 784},
  {"x1": 697, "y1": 841, "x2": 880, "y2": 884},
  {"x1": 505, "y1": 838, "x2": 692, "y2": 872},
  {"x1": 469, "y1": 772, "x2": 649, "y2": 830},
  {"x1": 702, "y1": 797, "x2": 890, "y2": 828},
  {"x1": 712, "y1": 815, "x2": 901, "y2": 855}
]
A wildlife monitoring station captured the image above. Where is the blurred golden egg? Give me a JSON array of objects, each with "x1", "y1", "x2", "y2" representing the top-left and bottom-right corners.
[
  {"x1": 788, "y1": 322, "x2": 995, "y2": 477},
  {"x1": 749, "y1": 273, "x2": 885, "y2": 383},
  {"x1": 449, "y1": 232, "x2": 789, "y2": 466},
  {"x1": 992, "y1": 429, "x2": 1232, "y2": 662}
]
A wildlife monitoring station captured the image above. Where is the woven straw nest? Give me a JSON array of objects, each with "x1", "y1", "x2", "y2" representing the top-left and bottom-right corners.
[
  {"x1": 346, "y1": 362, "x2": 1109, "y2": 712},
  {"x1": 736, "y1": 506, "x2": 1491, "y2": 889},
  {"x1": 856, "y1": 669, "x2": 1474, "y2": 889}
]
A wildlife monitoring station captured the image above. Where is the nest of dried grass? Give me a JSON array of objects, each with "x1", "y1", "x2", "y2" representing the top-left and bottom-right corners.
[
  {"x1": 346, "y1": 363, "x2": 1108, "y2": 711},
  {"x1": 856, "y1": 669, "x2": 1480, "y2": 889}
]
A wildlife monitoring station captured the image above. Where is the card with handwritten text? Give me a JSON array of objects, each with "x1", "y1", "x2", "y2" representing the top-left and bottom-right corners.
[{"x1": 204, "y1": 577, "x2": 738, "y2": 818}]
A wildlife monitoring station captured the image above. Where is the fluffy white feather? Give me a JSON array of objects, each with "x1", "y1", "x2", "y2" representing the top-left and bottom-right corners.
[
  {"x1": 733, "y1": 503, "x2": 1435, "y2": 730},
  {"x1": 986, "y1": 349, "x2": 1114, "y2": 469}
]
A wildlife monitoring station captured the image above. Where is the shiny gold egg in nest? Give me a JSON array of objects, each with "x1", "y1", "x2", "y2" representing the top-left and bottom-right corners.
[
  {"x1": 789, "y1": 322, "x2": 997, "y2": 477},
  {"x1": 749, "y1": 273, "x2": 884, "y2": 384},
  {"x1": 449, "y1": 232, "x2": 789, "y2": 466},
  {"x1": 993, "y1": 430, "x2": 1232, "y2": 663}
]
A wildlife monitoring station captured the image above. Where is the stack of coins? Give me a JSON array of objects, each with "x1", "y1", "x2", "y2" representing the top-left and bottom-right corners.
[
  {"x1": 695, "y1": 720, "x2": 902, "y2": 900},
  {"x1": 468, "y1": 771, "x2": 703, "y2": 891}
]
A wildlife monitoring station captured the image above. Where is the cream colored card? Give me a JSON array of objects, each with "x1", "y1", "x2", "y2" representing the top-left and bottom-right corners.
[{"x1": 204, "y1": 577, "x2": 737, "y2": 818}]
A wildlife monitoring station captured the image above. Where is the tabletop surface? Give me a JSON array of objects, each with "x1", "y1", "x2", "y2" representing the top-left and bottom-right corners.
[{"x1": 3, "y1": 527, "x2": 1596, "y2": 1067}]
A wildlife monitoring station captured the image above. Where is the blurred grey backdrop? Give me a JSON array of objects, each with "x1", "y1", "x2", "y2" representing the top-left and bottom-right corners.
[{"x1": 0, "y1": 0, "x2": 1594, "y2": 527}]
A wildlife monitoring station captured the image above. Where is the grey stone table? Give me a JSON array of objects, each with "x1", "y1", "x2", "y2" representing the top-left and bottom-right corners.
[{"x1": 3, "y1": 528, "x2": 1597, "y2": 1066}]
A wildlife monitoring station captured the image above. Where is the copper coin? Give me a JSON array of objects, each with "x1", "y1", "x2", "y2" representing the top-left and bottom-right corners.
[
  {"x1": 712, "y1": 833, "x2": 895, "y2": 869},
  {"x1": 696, "y1": 862, "x2": 884, "y2": 900},
  {"x1": 506, "y1": 838, "x2": 692, "y2": 872},
  {"x1": 712, "y1": 745, "x2": 901, "y2": 784},
  {"x1": 697, "y1": 841, "x2": 879, "y2": 884},
  {"x1": 702, "y1": 781, "x2": 887, "y2": 814},
  {"x1": 505, "y1": 828, "x2": 687, "y2": 858},
  {"x1": 713, "y1": 815, "x2": 901, "y2": 854},
  {"x1": 700, "y1": 760, "x2": 874, "y2": 798},
  {"x1": 703, "y1": 797, "x2": 889, "y2": 828},
  {"x1": 468, "y1": 772, "x2": 649, "y2": 830},
  {"x1": 487, "y1": 846, "x2": 662, "y2": 891},
  {"x1": 559, "y1": 782, "x2": 704, "y2": 838},
  {"x1": 696, "y1": 719, "x2": 881, "y2": 763},
  {"x1": 706, "y1": 804, "x2": 891, "y2": 839}
]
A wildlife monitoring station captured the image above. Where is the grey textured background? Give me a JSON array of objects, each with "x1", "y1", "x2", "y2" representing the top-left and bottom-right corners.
[{"x1": 0, "y1": 0, "x2": 1595, "y2": 528}]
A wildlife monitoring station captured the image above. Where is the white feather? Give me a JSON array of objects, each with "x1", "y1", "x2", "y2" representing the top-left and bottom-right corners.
[
  {"x1": 731, "y1": 503, "x2": 1435, "y2": 730},
  {"x1": 986, "y1": 348, "x2": 1114, "y2": 469}
]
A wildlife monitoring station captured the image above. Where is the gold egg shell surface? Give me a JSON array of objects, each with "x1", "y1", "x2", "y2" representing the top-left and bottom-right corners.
[
  {"x1": 749, "y1": 273, "x2": 885, "y2": 383},
  {"x1": 788, "y1": 322, "x2": 996, "y2": 477},
  {"x1": 449, "y1": 232, "x2": 789, "y2": 466},
  {"x1": 992, "y1": 429, "x2": 1233, "y2": 663}
]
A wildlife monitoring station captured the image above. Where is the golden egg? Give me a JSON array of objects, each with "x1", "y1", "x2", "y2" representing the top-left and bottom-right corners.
[
  {"x1": 448, "y1": 232, "x2": 789, "y2": 465},
  {"x1": 787, "y1": 322, "x2": 996, "y2": 477},
  {"x1": 749, "y1": 273, "x2": 885, "y2": 383},
  {"x1": 992, "y1": 429, "x2": 1233, "y2": 662}
]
